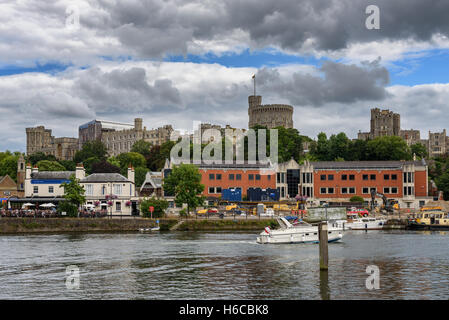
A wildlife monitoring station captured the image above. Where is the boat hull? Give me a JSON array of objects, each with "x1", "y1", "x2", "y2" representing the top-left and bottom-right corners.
[
  {"x1": 256, "y1": 229, "x2": 343, "y2": 244},
  {"x1": 407, "y1": 223, "x2": 449, "y2": 231}
]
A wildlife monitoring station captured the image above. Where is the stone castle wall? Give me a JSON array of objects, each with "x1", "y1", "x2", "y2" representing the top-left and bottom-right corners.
[{"x1": 248, "y1": 95, "x2": 293, "y2": 129}]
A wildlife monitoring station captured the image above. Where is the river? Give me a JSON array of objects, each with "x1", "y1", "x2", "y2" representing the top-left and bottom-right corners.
[{"x1": 0, "y1": 230, "x2": 448, "y2": 299}]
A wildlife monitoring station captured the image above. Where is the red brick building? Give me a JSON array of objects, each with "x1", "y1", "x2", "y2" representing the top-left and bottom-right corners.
[
  {"x1": 163, "y1": 161, "x2": 276, "y2": 199},
  {"x1": 277, "y1": 159, "x2": 432, "y2": 209}
]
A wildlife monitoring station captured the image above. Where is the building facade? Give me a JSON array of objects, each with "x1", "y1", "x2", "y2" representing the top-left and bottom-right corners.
[
  {"x1": 101, "y1": 118, "x2": 173, "y2": 157},
  {"x1": 424, "y1": 130, "x2": 449, "y2": 158},
  {"x1": 276, "y1": 159, "x2": 431, "y2": 209},
  {"x1": 248, "y1": 95, "x2": 293, "y2": 129},
  {"x1": 358, "y1": 108, "x2": 401, "y2": 140},
  {"x1": 26, "y1": 126, "x2": 78, "y2": 160},
  {"x1": 78, "y1": 119, "x2": 135, "y2": 149},
  {"x1": 79, "y1": 166, "x2": 138, "y2": 215},
  {"x1": 162, "y1": 160, "x2": 276, "y2": 199}
]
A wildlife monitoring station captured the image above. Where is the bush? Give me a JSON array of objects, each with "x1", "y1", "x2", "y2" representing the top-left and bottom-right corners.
[
  {"x1": 141, "y1": 197, "x2": 169, "y2": 218},
  {"x1": 179, "y1": 209, "x2": 187, "y2": 217},
  {"x1": 57, "y1": 201, "x2": 78, "y2": 217},
  {"x1": 349, "y1": 196, "x2": 364, "y2": 203}
]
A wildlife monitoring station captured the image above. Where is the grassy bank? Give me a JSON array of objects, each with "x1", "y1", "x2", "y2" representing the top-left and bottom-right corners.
[
  {"x1": 0, "y1": 218, "x2": 276, "y2": 234},
  {"x1": 175, "y1": 219, "x2": 278, "y2": 231},
  {"x1": 0, "y1": 218, "x2": 178, "y2": 234}
]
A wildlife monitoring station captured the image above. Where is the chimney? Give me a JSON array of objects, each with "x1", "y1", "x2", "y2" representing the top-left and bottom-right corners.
[
  {"x1": 127, "y1": 165, "x2": 135, "y2": 184},
  {"x1": 26, "y1": 163, "x2": 32, "y2": 179},
  {"x1": 76, "y1": 163, "x2": 85, "y2": 180}
]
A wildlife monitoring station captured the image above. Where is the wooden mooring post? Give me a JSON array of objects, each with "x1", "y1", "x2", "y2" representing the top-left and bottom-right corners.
[{"x1": 318, "y1": 222, "x2": 329, "y2": 270}]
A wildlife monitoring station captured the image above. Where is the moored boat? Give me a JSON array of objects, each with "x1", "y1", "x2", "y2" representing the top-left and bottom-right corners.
[{"x1": 256, "y1": 217, "x2": 344, "y2": 244}]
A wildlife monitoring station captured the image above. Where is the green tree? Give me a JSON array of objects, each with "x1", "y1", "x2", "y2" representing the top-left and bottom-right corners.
[
  {"x1": 61, "y1": 174, "x2": 86, "y2": 211},
  {"x1": 163, "y1": 163, "x2": 205, "y2": 215},
  {"x1": 411, "y1": 142, "x2": 428, "y2": 159},
  {"x1": 116, "y1": 152, "x2": 147, "y2": 175},
  {"x1": 0, "y1": 153, "x2": 20, "y2": 181},
  {"x1": 366, "y1": 136, "x2": 412, "y2": 161},
  {"x1": 83, "y1": 156, "x2": 100, "y2": 175},
  {"x1": 140, "y1": 197, "x2": 169, "y2": 218},
  {"x1": 436, "y1": 172, "x2": 449, "y2": 201},
  {"x1": 74, "y1": 141, "x2": 108, "y2": 164},
  {"x1": 276, "y1": 126, "x2": 304, "y2": 163},
  {"x1": 135, "y1": 166, "x2": 149, "y2": 187},
  {"x1": 36, "y1": 160, "x2": 66, "y2": 171},
  {"x1": 328, "y1": 132, "x2": 351, "y2": 161},
  {"x1": 58, "y1": 160, "x2": 76, "y2": 171},
  {"x1": 131, "y1": 140, "x2": 152, "y2": 158},
  {"x1": 27, "y1": 152, "x2": 56, "y2": 165},
  {"x1": 57, "y1": 201, "x2": 78, "y2": 217},
  {"x1": 91, "y1": 160, "x2": 121, "y2": 173}
]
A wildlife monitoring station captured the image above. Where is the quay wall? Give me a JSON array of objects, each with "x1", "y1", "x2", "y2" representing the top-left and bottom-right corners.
[{"x1": 0, "y1": 218, "x2": 276, "y2": 234}]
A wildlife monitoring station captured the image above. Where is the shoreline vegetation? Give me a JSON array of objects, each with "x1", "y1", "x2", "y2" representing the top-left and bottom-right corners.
[{"x1": 0, "y1": 217, "x2": 279, "y2": 234}]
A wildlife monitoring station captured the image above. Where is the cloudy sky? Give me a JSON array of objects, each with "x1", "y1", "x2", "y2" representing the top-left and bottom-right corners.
[{"x1": 2, "y1": 0, "x2": 449, "y2": 152}]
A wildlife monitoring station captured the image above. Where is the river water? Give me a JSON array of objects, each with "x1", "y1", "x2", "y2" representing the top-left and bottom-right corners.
[{"x1": 0, "y1": 230, "x2": 448, "y2": 300}]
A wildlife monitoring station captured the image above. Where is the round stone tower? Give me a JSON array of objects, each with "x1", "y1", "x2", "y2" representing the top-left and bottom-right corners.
[{"x1": 248, "y1": 95, "x2": 293, "y2": 129}]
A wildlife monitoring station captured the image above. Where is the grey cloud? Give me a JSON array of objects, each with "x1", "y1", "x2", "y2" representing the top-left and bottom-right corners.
[
  {"x1": 256, "y1": 59, "x2": 390, "y2": 106},
  {"x1": 74, "y1": 66, "x2": 182, "y2": 113},
  {"x1": 88, "y1": 0, "x2": 449, "y2": 57}
]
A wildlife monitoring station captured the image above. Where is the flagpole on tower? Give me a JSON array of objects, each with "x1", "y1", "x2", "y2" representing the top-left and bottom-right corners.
[{"x1": 252, "y1": 74, "x2": 256, "y2": 96}]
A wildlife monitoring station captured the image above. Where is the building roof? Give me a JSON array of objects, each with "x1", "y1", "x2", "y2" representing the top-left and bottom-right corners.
[
  {"x1": 31, "y1": 171, "x2": 74, "y2": 180},
  {"x1": 80, "y1": 173, "x2": 132, "y2": 183},
  {"x1": 310, "y1": 160, "x2": 427, "y2": 170},
  {"x1": 140, "y1": 172, "x2": 162, "y2": 192}
]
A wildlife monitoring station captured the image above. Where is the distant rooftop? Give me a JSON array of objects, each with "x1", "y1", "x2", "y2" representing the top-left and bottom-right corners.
[
  {"x1": 79, "y1": 119, "x2": 134, "y2": 130},
  {"x1": 80, "y1": 173, "x2": 132, "y2": 183},
  {"x1": 310, "y1": 160, "x2": 427, "y2": 170}
]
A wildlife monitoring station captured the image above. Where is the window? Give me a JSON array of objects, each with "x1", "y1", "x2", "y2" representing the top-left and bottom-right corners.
[
  {"x1": 256, "y1": 174, "x2": 261, "y2": 180},
  {"x1": 320, "y1": 188, "x2": 327, "y2": 194},
  {"x1": 349, "y1": 187, "x2": 355, "y2": 194},
  {"x1": 33, "y1": 186, "x2": 38, "y2": 193},
  {"x1": 85, "y1": 184, "x2": 93, "y2": 196},
  {"x1": 384, "y1": 174, "x2": 390, "y2": 180},
  {"x1": 349, "y1": 174, "x2": 355, "y2": 180},
  {"x1": 236, "y1": 174, "x2": 242, "y2": 180},
  {"x1": 101, "y1": 185, "x2": 106, "y2": 195},
  {"x1": 391, "y1": 187, "x2": 398, "y2": 194},
  {"x1": 267, "y1": 175, "x2": 271, "y2": 181},
  {"x1": 229, "y1": 174, "x2": 234, "y2": 180},
  {"x1": 392, "y1": 174, "x2": 397, "y2": 180},
  {"x1": 209, "y1": 174, "x2": 214, "y2": 180},
  {"x1": 249, "y1": 174, "x2": 254, "y2": 180},
  {"x1": 116, "y1": 202, "x2": 121, "y2": 212},
  {"x1": 209, "y1": 187, "x2": 215, "y2": 194},
  {"x1": 320, "y1": 175, "x2": 326, "y2": 181},
  {"x1": 362, "y1": 187, "x2": 369, "y2": 194},
  {"x1": 363, "y1": 174, "x2": 368, "y2": 180},
  {"x1": 383, "y1": 187, "x2": 390, "y2": 194},
  {"x1": 328, "y1": 187, "x2": 334, "y2": 194},
  {"x1": 341, "y1": 174, "x2": 347, "y2": 180},
  {"x1": 216, "y1": 174, "x2": 222, "y2": 180},
  {"x1": 216, "y1": 187, "x2": 222, "y2": 193},
  {"x1": 370, "y1": 187, "x2": 377, "y2": 193},
  {"x1": 342, "y1": 187, "x2": 348, "y2": 194},
  {"x1": 370, "y1": 174, "x2": 376, "y2": 180},
  {"x1": 277, "y1": 173, "x2": 281, "y2": 183},
  {"x1": 48, "y1": 186, "x2": 54, "y2": 194},
  {"x1": 328, "y1": 174, "x2": 334, "y2": 181},
  {"x1": 113, "y1": 184, "x2": 122, "y2": 195}
]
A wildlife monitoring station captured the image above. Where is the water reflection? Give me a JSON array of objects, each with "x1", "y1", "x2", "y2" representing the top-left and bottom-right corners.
[{"x1": 0, "y1": 230, "x2": 448, "y2": 299}]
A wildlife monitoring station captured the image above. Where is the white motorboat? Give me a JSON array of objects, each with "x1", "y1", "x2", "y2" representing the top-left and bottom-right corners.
[
  {"x1": 344, "y1": 217, "x2": 386, "y2": 230},
  {"x1": 256, "y1": 217, "x2": 344, "y2": 244},
  {"x1": 139, "y1": 226, "x2": 160, "y2": 232}
]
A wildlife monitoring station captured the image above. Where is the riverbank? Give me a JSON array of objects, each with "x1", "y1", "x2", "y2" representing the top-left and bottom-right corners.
[{"x1": 0, "y1": 217, "x2": 277, "y2": 234}]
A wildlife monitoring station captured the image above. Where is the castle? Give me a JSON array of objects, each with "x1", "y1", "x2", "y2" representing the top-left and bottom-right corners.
[{"x1": 248, "y1": 95, "x2": 293, "y2": 129}]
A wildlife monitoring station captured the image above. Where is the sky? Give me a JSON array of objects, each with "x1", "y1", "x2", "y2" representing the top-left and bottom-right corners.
[{"x1": 2, "y1": 0, "x2": 449, "y2": 152}]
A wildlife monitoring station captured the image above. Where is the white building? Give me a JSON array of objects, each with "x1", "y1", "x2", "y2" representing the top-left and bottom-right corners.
[{"x1": 23, "y1": 164, "x2": 139, "y2": 215}]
